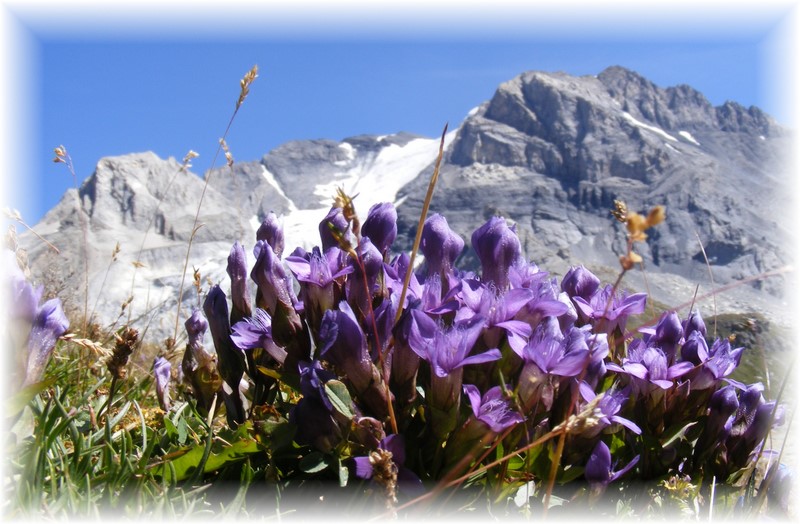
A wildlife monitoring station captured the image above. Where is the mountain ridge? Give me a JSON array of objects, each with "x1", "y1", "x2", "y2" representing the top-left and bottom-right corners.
[{"x1": 19, "y1": 66, "x2": 793, "y2": 344}]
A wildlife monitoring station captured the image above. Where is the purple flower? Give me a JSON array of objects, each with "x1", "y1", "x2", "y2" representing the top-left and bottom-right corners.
[
  {"x1": 256, "y1": 211, "x2": 285, "y2": 258},
  {"x1": 650, "y1": 311, "x2": 684, "y2": 365},
  {"x1": 23, "y1": 297, "x2": 70, "y2": 388},
  {"x1": 607, "y1": 342, "x2": 693, "y2": 396},
  {"x1": 577, "y1": 382, "x2": 641, "y2": 438},
  {"x1": 682, "y1": 309, "x2": 707, "y2": 338},
  {"x1": 585, "y1": 440, "x2": 639, "y2": 488},
  {"x1": 463, "y1": 384, "x2": 524, "y2": 433},
  {"x1": 227, "y1": 242, "x2": 252, "y2": 325},
  {"x1": 408, "y1": 313, "x2": 500, "y2": 437},
  {"x1": 251, "y1": 240, "x2": 295, "y2": 316},
  {"x1": 230, "y1": 308, "x2": 288, "y2": 364},
  {"x1": 361, "y1": 202, "x2": 397, "y2": 255},
  {"x1": 319, "y1": 206, "x2": 353, "y2": 251},
  {"x1": 285, "y1": 246, "x2": 353, "y2": 333},
  {"x1": 181, "y1": 309, "x2": 220, "y2": 412},
  {"x1": 518, "y1": 318, "x2": 590, "y2": 377},
  {"x1": 696, "y1": 385, "x2": 739, "y2": 458},
  {"x1": 561, "y1": 265, "x2": 600, "y2": 301},
  {"x1": 454, "y1": 280, "x2": 533, "y2": 354},
  {"x1": 319, "y1": 302, "x2": 390, "y2": 418},
  {"x1": 203, "y1": 285, "x2": 246, "y2": 426},
  {"x1": 682, "y1": 336, "x2": 744, "y2": 391},
  {"x1": 572, "y1": 285, "x2": 647, "y2": 335},
  {"x1": 471, "y1": 216, "x2": 522, "y2": 290},
  {"x1": 153, "y1": 356, "x2": 172, "y2": 411},
  {"x1": 421, "y1": 213, "x2": 464, "y2": 283},
  {"x1": 346, "y1": 237, "x2": 385, "y2": 317}
]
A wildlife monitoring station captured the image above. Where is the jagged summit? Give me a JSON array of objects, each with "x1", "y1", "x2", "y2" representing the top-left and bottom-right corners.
[{"x1": 20, "y1": 68, "x2": 793, "y2": 342}]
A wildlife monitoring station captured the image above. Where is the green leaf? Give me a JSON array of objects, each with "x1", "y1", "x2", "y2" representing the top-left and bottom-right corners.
[
  {"x1": 163, "y1": 417, "x2": 178, "y2": 439},
  {"x1": 153, "y1": 426, "x2": 263, "y2": 482},
  {"x1": 299, "y1": 451, "x2": 329, "y2": 474},
  {"x1": 176, "y1": 417, "x2": 188, "y2": 445},
  {"x1": 324, "y1": 380, "x2": 354, "y2": 419}
]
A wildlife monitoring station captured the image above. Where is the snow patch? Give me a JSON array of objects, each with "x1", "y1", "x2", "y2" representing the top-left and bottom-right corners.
[
  {"x1": 621, "y1": 112, "x2": 677, "y2": 142},
  {"x1": 665, "y1": 142, "x2": 681, "y2": 153},
  {"x1": 261, "y1": 166, "x2": 298, "y2": 212},
  {"x1": 335, "y1": 142, "x2": 356, "y2": 166},
  {"x1": 467, "y1": 106, "x2": 480, "y2": 117},
  {"x1": 759, "y1": 135, "x2": 766, "y2": 141},
  {"x1": 678, "y1": 131, "x2": 700, "y2": 146},
  {"x1": 266, "y1": 130, "x2": 457, "y2": 252}
]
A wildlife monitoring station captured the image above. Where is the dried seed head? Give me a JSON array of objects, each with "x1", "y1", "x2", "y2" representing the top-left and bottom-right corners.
[
  {"x1": 219, "y1": 138, "x2": 235, "y2": 167},
  {"x1": 369, "y1": 448, "x2": 398, "y2": 509},
  {"x1": 107, "y1": 327, "x2": 138, "y2": 380},
  {"x1": 236, "y1": 65, "x2": 258, "y2": 110},
  {"x1": 611, "y1": 200, "x2": 627, "y2": 223}
]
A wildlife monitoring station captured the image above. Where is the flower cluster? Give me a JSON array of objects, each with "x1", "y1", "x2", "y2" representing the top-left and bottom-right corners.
[{"x1": 163, "y1": 198, "x2": 782, "y2": 508}]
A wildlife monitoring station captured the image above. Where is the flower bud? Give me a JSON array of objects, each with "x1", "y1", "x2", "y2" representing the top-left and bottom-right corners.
[
  {"x1": 471, "y1": 216, "x2": 522, "y2": 290},
  {"x1": 256, "y1": 212, "x2": 285, "y2": 258},
  {"x1": 421, "y1": 213, "x2": 464, "y2": 279},
  {"x1": 561, "y1": 265, "x2": 600, "y2": 300},
  {"x1": 361, "y1": 202, "x2": 397, "y2": 256}
]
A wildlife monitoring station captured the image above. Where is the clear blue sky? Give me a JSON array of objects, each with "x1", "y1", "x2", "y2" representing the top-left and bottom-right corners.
[{"x1": 3, "y1": 1, "x2": 797, "y2": 225}]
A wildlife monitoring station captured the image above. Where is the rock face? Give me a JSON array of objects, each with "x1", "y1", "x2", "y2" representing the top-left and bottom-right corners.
[
  {"x1": 19, "y1": 66, "x2": 793, "y2": 344},
  {"x1": 398, "y1": 67, "x2": 792, "y2": 296}
]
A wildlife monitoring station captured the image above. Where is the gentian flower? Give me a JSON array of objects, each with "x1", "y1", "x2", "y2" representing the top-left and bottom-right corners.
[
  {"x1": 346, "y1": 237, "x2": 385, "y2": 317},
  {"x1": 585, "y1": 440, "x2": 639, "y2": 490},
  {"x1": 471, "y1": 216, "x2": 522, "y2": 290},
  {"x1": 256, "y1": 211, "x2": 285, "y2": 258},
  {"x1": 607, "y1": 341, "x2": 693, "y2": 397},
  {"x1": 561, "y1": 265, "x2": 601, "y2": 301},
  {"x1": 463, "y1": 384, "x2": 525, "y2": 433},
  {"x1": 682, "y1": 309, "x2": 707, "y2": 338},
  {"x1": 319, "y1": 302, "x2": 390, "y2": 418},
  {"x1": 421, "y1": 213, "x2": 464, "y2": 288},
  {"x1": 695, "y1": 385, "x2": 739, "y2": 461},
  {"x1": 408, "y1": 313, "x2": 501, "y2": 438},
  {"x1": 681, "y1": 335, "x2": 744, "y2": 391},
  {"x1": 227, "y1": 242, "x2": 252, "y2": 325},
  {"x1": 454, "y1": 279, "x2": 533, "y2": 354},
  {"x1": 319, "y1": 206, "x2": 353, "y2": 251},
  {"x1": 572, "y1": 285, "x2": 647, "y2": 335},
  {"x1": 361, "y1": 202, "x2": 397, "y2": 256},
  {"x1": 290, "y1": 361, "x2": 343, "y2": 452},
  {"x1": 231, "y1": 308, "x2": 288, "y2": 364},
  {"x1": 649, "y1": 311, "x2": 684, "y2": 365},
  {"x1": 153, "y1": 356, "x2": 172, "y2": 411},
  {"x1": 22, "y1": 297, "x2": 70, "y2": 388},
  {"x1": 251, "y1": 240, "x2": 296, "y2": 316},
  {"x1": 517, "y1": 318, "x2": 590, "y2": 411},
  {"x1": 203, "y1": 285, "x2": 247, "y2": 426},
  {"x1": 251, "y1": 240, "x2": 306, "y2": 366},
  {"x1": 181, "y1": 309, "x2": 221, "y2": 412},
  {"x1": 577, "y1": 382, "x2": 641, "y2": 438},
  {"x1": 285, "y1": 246, "x2": 353, "y2": 334}
]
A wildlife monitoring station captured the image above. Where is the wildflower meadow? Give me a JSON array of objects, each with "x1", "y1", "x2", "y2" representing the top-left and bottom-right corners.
[{"x1": 3, "y1": 66, "x2": 794, "y2": 520}]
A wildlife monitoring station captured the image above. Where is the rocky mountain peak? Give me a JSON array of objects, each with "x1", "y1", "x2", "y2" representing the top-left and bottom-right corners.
[{"x1": 19, "y1": 68, "x2": 793, "y2": 344}]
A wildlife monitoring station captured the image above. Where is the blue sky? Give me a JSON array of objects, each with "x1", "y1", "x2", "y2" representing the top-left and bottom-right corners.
[{"x1": 2, "y1": 1, "x2": 797, "y2": 226}]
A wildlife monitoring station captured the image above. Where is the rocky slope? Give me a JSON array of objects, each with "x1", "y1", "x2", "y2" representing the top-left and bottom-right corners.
[{"x1": 19, "y1": 66, "x2": 793, "y2": 344}]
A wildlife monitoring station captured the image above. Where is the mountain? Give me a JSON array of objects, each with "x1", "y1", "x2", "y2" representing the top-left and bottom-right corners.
[{"x1": 18, "y1": 66, "x2": 793, "y2": 344}]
